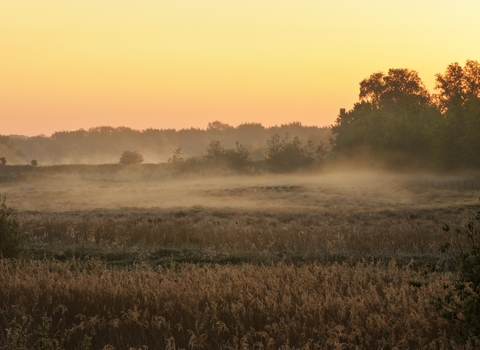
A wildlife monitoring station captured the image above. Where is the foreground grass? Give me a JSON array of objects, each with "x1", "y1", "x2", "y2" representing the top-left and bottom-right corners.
[
  {"x1": 0, "y1": 258, "x2": 461, "y2": 349},
  {"x1": 2, "y1": 171, "x2": 479, "y2": 348}
]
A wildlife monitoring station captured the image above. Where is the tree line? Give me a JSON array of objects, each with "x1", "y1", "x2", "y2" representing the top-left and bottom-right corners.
[
  {"x1": 331, "y1": 59, "x2": 480, "y2": 169},
  {"x1": 1, "y1": 59, "x2": 479, "y2": 171},
  {"x1": 1, "y1": 122, "x2": 330, "y2": 167}
]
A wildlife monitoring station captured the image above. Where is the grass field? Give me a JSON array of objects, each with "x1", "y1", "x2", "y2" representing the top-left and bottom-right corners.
[{"x1": 1, "y1": 167, "x2": 479, "y2": 349}]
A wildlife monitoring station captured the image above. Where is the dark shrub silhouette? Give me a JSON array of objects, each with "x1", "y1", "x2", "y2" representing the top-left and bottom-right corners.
[{"x1": 119, "y1": 151, "x2": 143, "y2": 165}]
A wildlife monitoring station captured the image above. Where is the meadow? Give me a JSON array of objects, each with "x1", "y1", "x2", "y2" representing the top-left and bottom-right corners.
[{"x1": 1, "y1": 165, "x2": 479, "y2": 349}]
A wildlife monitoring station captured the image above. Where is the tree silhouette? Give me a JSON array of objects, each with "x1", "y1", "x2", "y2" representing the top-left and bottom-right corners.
[
  {"x1": 204, "y1": 140, "x2": 225, "y2": 163},
  {"x1": 360, "y1": 69, "x2": 431, "y2": 107},
  {"x1": 435, "y1": 60, "x2": 480, "y2": 111},
  {"x1": 332, "y1": 68, "x2": 440, "y2": 165},
  {"x1": 168, "y1": 147, "x2": 184, "y2": 163}
]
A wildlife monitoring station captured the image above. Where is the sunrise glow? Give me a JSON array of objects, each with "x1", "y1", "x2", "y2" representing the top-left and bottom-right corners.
[{"x1": 2, "y1": 0, "x2": 480, "y2": 135}]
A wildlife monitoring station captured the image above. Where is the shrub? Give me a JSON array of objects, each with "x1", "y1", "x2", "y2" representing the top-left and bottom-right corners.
[
  {"x1": 265, "y1": 134, "x2": 315, "y2": 172},
  {"x1": 203, "y1": 140, "x2": 251, "y2": 172},
  {"x1": 437, "y1": 203, "x2": 480, "y2": 345},
  {"x1": 0, "y1": 195, "x2": 23, "y2": 258},
  {"x1": 224, "y1": 141, "x2": 251, "y2": 171},
  {"x1": 119, "y1": 151, "x2": 143, "y2": 165}
]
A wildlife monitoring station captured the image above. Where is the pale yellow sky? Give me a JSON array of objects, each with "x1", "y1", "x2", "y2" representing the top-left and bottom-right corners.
[{"x1": 1, "y1": 0, "x2": 479, "y2": 136}]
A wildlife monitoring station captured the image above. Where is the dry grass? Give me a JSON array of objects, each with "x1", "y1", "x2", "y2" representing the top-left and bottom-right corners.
[
  {"x1": 16, "y1": 204, "x2": 470, "y2": 267},
  {"x1": 1, "y1": 169, "x2": 479, "y2": 348},
  {"x1": 4, "y1": 170, "x2": 477, "y2": 265},
  {"x1": 0, "y1": 258, "x2": 462, "y2": 349}
]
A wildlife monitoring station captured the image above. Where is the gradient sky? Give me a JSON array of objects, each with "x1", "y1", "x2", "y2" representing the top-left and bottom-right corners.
[{"x1": 2, "y1": 0, "x2": 480, "y2": 136}]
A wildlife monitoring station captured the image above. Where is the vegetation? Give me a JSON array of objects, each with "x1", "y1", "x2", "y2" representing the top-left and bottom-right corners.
[
  {"x1": 1, "y1": 59, "x2": 479, "y2": 173},
  {"x1": 437, "y1": 205, "x2": 480, "y2": 345},
  {"x1": 203, "y1": 140, "x2": 251, "y2": 171},
  {"x1": 1, "y1": 166, "x2": 480, "y2": 348},
  {"x1": 3, "y1": 122, "x2": 330, "y2": 166},
  {"x1": 0, "y1": 195, "x2": 23, "y2": 258},
  {"x1": 119, "y1": 150, "x2": 144, "y2": 165},
  {"x1": 332, "y1": 60, "x2": 480, "y2": 169},
  {"x1": 1, "y1": 58, "x2": 480, "y2": 348},
  {"x1": 167, "y1": 147, "x2": 184, "y2": 163},
  {"x1": 265, "y1": 134, "x2": 326, "y2": 172},
  {"x1": 0, "y1": 259, "x2": 455, "y2": 349}
]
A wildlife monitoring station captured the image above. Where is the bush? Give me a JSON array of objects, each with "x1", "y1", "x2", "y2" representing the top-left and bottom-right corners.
[
  {"x1": 0, "y1": 195, "x2": 23, "y2": 258},
  {"x1": 119, "y1": 151, "x2": 143, "y2": 165},
  {"x1": 265, "y1": 134, "x2": 315, "y2": 172},
  {"x1": 224, "y1": 141, "x2": 251, "y2": 171},
  {"x1": 437, "y1": 203, "x2": 480, "y2": 345},
  {"x1": 203, "y1": 140, "x2": 251, "y2": 172}
]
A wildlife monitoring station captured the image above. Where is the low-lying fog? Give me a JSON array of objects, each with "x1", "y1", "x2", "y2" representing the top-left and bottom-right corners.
[{"x1": 2, "y1": 171, "x2": 477, "y2": 212}]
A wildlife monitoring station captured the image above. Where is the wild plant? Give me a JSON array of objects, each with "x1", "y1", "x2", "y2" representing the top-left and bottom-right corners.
[{"x1": 436, "y1": 202, "x2": 480, "y2": 346}]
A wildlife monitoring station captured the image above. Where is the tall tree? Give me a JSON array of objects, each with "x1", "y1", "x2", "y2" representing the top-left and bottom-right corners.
[
  {"x1": 435, "y1": 62, "x2": 466, "y2": 112},
  {"x1": 359, "y1": 69, "x2": 431, "y2": 107},
  {"x1": 463, "y1": 59, "x2": 480, "y2": 98},
  {"x1": 434, "y1": 60, "x2": 480, "y2": 111},
  {"x1": 333, "y1": 68, "x2": 440, "y2": 166},
  {"x1": 434, "y1": 60, "x2": 480, "y2": 168}
]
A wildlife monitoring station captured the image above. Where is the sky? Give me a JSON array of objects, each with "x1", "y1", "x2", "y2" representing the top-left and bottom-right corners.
[{"x1": 1, "y1": 0, "x2": 480, "y2": 136}]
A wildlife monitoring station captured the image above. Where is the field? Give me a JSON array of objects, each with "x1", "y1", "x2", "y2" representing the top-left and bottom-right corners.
[{"x1": 1, "y1": 166, "x2": 479, "y2": 349}]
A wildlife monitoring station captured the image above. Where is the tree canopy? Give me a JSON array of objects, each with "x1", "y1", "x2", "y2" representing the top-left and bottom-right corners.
[{"x1": 332, "y1": 60, "x2": 480, "y2": 169}]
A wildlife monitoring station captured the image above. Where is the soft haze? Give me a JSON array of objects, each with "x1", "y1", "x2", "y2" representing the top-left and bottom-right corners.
[{"x1": 1, "y1": 0, "x2": 479, "y2": 136}]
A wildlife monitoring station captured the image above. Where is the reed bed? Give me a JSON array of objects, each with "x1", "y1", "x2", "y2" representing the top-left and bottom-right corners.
[{"x1": 0, "y1": 258, "x2": 459, "y2": 349}]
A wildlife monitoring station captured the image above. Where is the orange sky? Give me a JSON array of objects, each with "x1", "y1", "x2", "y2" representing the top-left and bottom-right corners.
[{"x1": 1, "y1": 0, "x2": 480, "y2": 136}]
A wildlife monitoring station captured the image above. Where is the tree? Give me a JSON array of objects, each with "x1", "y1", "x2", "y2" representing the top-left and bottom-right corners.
[
  {"x1": 168, "y1": 147, "x2": 184, "y2": 163},
  {"x1": 314, "y1": 140, "x2": 328, "y2": 161},
  {"x1": 0, "y1": 157, "x2": 6, "y2": 165},
  {"x1": 435, "y1": 62, "x2": 466, "y2": 112},
  {"x1": 435, "y1": 60, "x2": 480, "y2": 111},
  {"x1": 0, "y1": 195, "x2": 23, "y2": 258},
  {"x1": 30, "y1": 159, "x2": 38, "y2": 166},
  {"x1": 434, "y1": 60, "x2": 480, "y2": 168},
  {"x1": 207, "y1": 121, "x2": 234, "y2": 133},
  {"x1": 332, "y1": 68, "x2": 440, "y2": 165},
  {"x1": 360, "y1": 68, "x2": 431, "y2": 107},
  {"x1": 204, "y1": 140, "x2": 225, "y2": 163},
  {"x1": 464, "y1": 59, "x2": 480, "y2": 98},
  {"x1": 119, "y1": 151, "x2": 143, "y2": 165}
]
